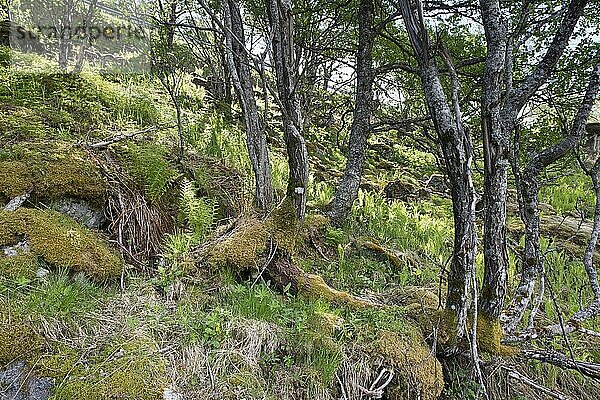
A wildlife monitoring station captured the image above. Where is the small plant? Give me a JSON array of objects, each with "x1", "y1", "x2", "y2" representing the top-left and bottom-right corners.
[
  {"x1": 128, "y1": 143, "x2": 180, "y2": 202},
  {"x1": 179, "y1": 179, "x2": 216, "y2": 244}
]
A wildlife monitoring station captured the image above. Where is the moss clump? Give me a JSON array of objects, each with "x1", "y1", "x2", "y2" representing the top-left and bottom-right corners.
[
  {"x1": 0, "y1": 253, "x2": 39, "y2": 280},
  {"x1": 476, "y1": 314, "x2": 518, "y2": 356},
  {"x1": 0, "y1": 318, "x2": 43, "y2": 364},
  {"x1": 49, "y1": 338, "x2": 167, "y2": 400},
  {"x1": 308, "y1": 311, "x2": 344, "y2": 337},
  {"x1": 431, "y1": 310, "x2": 518, "y2": 356},
  {"x1": 371, "y1": 330, "x2": 444, "y2": 400},
  {"x1": 209, "y1": 218, "x2": 270, "y2": 272},
  {"x1": 297, "y1": 273, "x2": 373, "y2": 308},
  {"x1": 0, "y1": 208, "x2": 122, "y2": 280},
  {"x1": 269, "y1": 198, "x2": 300, "y2": 253},
  {"x1": 0, "y1": 142, "x2": 106, "y2": 204},
  {"x1": 390, "y1": 286, "x2": 439, "y2": 309}
]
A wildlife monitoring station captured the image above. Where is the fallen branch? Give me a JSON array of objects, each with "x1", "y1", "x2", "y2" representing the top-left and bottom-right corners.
[
  {"x1": 357, "y1": 239, "x2": 419, "y2": 270},
  {"x1": 87, "y1": 123, "x2": 175, "y2": 149},
  {"x1": 504, "y1": 367, "x2": 570, "y2": 400},
  {"x1": 523, "y1": 349, "x2": 600, "y2": 380},
  {"x1": 503, "y1": 320, "x2": 600, "y2": 343}
]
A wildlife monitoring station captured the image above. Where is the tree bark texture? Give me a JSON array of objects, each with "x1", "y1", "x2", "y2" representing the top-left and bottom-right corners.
[
  {"x1": 223, "y1": 0, "x2": 274, "y2": 210},
  {"x1": 479, "y1": 0, "x2": 509, "y2": 320},
  {"x1": 478, "y1": 0, "x2": 590, "y2": 327},
  {"x1": 266, "y1": 0, "x2": 309, "y2": 220},
  {"x1": 329, "y1": 0, "x2": 375, "y2": 226},
  {"x1": 399, "y1": 0, "x2": 478, "y2": 339}
]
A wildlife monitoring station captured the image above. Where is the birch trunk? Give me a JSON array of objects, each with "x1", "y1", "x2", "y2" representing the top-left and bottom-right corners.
[
  {"x1": 329, "y1": 0, "x2": 374, "y2": 225},
  {"x1": 266, "y1": 0, "x2": 309, "y2": 220},
  {"x1": 399, "y1": 0, "x2": 477, "y2": 339},
  {"x1": 479, "y1": 0, "x2": 509, "y2": 320},
  {"x1": 223, "y1": 0, "x2": 274, "y2": 210}
]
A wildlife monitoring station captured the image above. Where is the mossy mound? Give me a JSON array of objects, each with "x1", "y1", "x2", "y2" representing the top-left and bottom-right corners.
[
  {"x1": 209, "y1": 218, "x2": 270, "y2": 271},
  {"x1": 0, "y1": 318, "x2": 43, "y2": 364},
  {"x1": 0, "y1": 142, "x2": 106, "y2": 204},
  {"x1": 46, "y1": 338, "x2": 167, "y2": 400},
  {"x1": 371, "y1": 330, "x2": 443, "y2": 400},
  {"x1": 0, "y1": 208, "x2": 122, "y2": 280},
  {"x1": 208, "y1": 199, "x2": 300, "y2": 272},
  {"x1": 0, "y1": 71, "x2": 159, "y2": 142},
  {"x1": 0, "y1": 252, "x2": 39, "y2": 280}
]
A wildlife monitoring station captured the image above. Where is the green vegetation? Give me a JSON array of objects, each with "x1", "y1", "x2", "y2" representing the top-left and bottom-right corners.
[
  {"x1": 1, "y1": 30, "x2": 599, "y2": 398},
  {"x1": 0, "y1": 71, "x2": 159, "y2": 142},
  {"x1": 0, "y1": 208, "x2": 122, "y2": 280},
  {"x1": 0, "y1": 142, "x2": 106, "y2": 203}
]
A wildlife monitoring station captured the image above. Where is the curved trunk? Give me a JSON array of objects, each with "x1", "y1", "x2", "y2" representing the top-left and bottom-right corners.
[{"x1": 329, "y1": 0, "x2": 374, "y2": 225}]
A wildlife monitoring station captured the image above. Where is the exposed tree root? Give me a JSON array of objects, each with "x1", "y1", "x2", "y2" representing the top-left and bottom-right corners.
[
  {"x1": 356, "y1": 238, "x2": 420, "y2": 270},
  {"x1": 201, "y1": 201, "x2": 381, "y2": 309}
]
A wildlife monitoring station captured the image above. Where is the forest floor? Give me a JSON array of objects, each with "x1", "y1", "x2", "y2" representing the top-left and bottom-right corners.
[{"x1": 1, "y1": 51, "x2": 600, "y2": 400}]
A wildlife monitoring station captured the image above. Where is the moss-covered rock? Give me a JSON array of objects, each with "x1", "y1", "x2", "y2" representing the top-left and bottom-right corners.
[
  {"x1": 0, "y1": 142, "x2": 106, "y2": 204},
  {"x1": 0, "y1": 251, "x2": 39, "y2": 280},
  {"x1": 0, "y1": 208, "x2": 122, "y2": 280},
  {"x1": 209, "y1": 218, "x2": 270, "y2": 272}
]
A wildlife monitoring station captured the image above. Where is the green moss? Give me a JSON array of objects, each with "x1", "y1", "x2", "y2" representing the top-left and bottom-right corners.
[
  {"x1": 209, "y1": 218, "x2": 269, "y2": 272},
  {"x1": 0, "y1": 253, "x2": 39, "y2": 280},
  {"x1": 0, "y1": 208, "x2": 122, "y2": 280},
  {"x1": 0, "y1": 142, "x2": 106, "y2": 203},
  {"x1": 0, "y1": 71, "x2": 159, "y2": 141},
  {"x1": 308, "y1": 311, "x2": 343, "y2": 337},
  {"x1": 48, "y1": 338, "x2": 167, "y2": 400},
  {"x1": 37, "y1": 345, "x2": 81, "y2": 379},
  {"x1": 0, "y1": 318, "x2": 43, "y2": 364},
  {"x1": 370, "y1": 329, "x2": 443, "y2": 400},
  {"x1": 431, "y1": 310, "x2": 518, "y2": 356},
  {"x1": 476, "y1": 314, "x2": 518, "y2": 356},
  {"x1": 269, "y1": 198, "x2": 300, "y2": 253},
  {"x1": 209, "y1": 199, "x2": 302, "y2": 272}
]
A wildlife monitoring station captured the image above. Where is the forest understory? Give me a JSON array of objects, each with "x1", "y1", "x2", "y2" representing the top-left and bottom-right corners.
[{"x1": 1, "y1": 0, "x2": 600, "y2": 399}]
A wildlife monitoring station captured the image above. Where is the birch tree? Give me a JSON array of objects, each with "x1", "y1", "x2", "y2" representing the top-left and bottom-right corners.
[
  {"x1": 399, "y1": 0, "x2": 478, "y2": 339},
  {"x1": 478, "y1": 0, "x2": 592, "y2": 327},
  {"x1": 223, "y1": 0, "x2": 274, "y2": 210},
  {"x1": 328, "y1": 0, "x2": 375, "y2": 225},
  {"x1": 265, "y1": 0, "x2": 309, "y2": 220}
]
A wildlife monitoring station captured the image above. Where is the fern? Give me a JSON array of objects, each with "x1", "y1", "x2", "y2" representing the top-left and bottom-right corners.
[
  {"x1": 128, "y1": 143, "x2": 179, "y2": 202},
  {"x1": 179, "y1": 178, "x2": 216, "y2": 243}
]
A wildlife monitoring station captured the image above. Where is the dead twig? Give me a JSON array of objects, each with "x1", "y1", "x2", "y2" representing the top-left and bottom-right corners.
[
  {"x1": 87, "y1": 123, "x2": 176, "y2": 149},
  {"x1": 504, "y1": 367, "x2": 571, "y2": 400}
]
